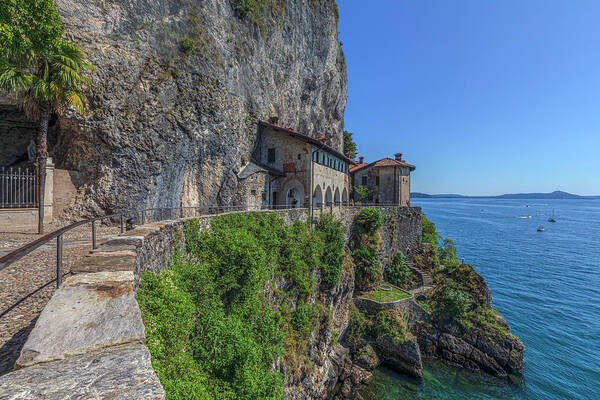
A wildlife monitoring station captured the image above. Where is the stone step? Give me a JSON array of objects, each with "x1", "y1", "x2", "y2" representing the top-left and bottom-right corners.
[
  {"x1": 15, "y1": 271, "x2": 145, "y2": 369},
  {"x1": 0, "y1": 343, "x2": 165, "y2": 399}
]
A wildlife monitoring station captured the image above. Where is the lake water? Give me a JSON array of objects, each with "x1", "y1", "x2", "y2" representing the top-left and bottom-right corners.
[{"x1": 362, "y1": 198, "x2": 600, "y2": 400}]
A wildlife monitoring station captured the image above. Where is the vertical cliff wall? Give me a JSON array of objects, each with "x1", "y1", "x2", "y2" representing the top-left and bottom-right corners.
[{"x1": 50, "y1": 0, "x2": 346, "y2": 217}]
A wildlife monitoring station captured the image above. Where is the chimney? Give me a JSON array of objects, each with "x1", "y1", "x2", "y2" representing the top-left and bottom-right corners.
[
  {"x1": 318, "y1": 137, "x2": 327, "y2": 144},
  {"x1": 269, "y1": 116, "x2": 279, "y2": 125},
  {"x1": 359, "y1": 156, "x2": 364, "y2": 163},
  {"x1": 395, "y1": 153, "x2": 403, "y2": 161}
]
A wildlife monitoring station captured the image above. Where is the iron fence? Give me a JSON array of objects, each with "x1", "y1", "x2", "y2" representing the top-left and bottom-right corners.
[{"x1": 0, "y1": 167, "x2": 37, "y2": 208}]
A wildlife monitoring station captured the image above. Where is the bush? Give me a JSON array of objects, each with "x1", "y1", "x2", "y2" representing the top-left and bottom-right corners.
[
  {"x1": 421, "y1": 213, "x2": 440, "y2": 246},
  {"x1": 293, "y1": 300, "x2": 319, "y2": 338},
  {"x1": 386, "y1": 252, "x2": 411, "y2": 287},
  {"x1": 346, "y1": 307, "x2": 368, "y2": 348},
  {"x1": 432, "y1": 283, "x2": 471, "y2": 318},
  {"x1": 315, "y1": 213, "x2": 345, "y2": 288},
  {"x1": 352, "y1": 246, "x2": 380, "y2": 289},
  {"x1": 354, "y1": 185, "x2": 374, "y2": 202},
  {"x1": 372, "y1": 310, "x2": 409, "y2": 346},
  {"x1": 439, "y1": 238, "x2": 460, "y2": 269},
  {"x1": 354, "y1": 207, "x2": 383, "y2": 236}
]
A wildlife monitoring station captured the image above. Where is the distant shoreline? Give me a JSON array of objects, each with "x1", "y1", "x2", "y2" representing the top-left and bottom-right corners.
[{"x1": 411, "y1": 190, "x2": 600, "y2": 200}]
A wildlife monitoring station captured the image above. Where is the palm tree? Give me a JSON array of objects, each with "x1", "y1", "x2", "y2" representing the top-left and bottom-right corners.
[{"x1": 0, "y1": 10, "x2": 93, "y2": 233}]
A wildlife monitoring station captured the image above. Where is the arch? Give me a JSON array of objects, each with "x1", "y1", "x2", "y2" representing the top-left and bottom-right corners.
[
  {"x1": 334, "y1": 187, "x2": 340, "y2": 205},
  {"x1": 283, "y1": 179, "x2": 305, "y2": 209},
  {"x1": 325, "y1": 186, "x2": 333, "y2": 206},
  {"x1": 342, "y1": 188, "x2": 348, "y2": 205},
  {"x1": 313, "y1": 184, "x2": 323, "y2": 208}
]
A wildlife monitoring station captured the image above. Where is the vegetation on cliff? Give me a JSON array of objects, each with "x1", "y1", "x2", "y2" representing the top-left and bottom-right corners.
[
  {"x1": 352, "y1": 208, "x2": 384, "y2": 290},
  {"x1": 138, "y1": 212, "x2": 345, "y2": 399}
]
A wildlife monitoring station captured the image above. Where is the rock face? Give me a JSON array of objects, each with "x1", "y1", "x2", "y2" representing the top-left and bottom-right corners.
[
  {"x1": 415, "y1": 315, "x2": 525, "y2": 377},
  {"x1": 46, "y1": 0, "x2": 346, "y2": 218}
]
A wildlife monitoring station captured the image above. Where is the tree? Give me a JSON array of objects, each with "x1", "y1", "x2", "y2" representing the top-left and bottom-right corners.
[
  {"x1": 354, "y1": 185, "x2": 374, "y2": 203},
  {"x1": 0, "y1": 0, "x2": 93, "y2": 233},
  {"x1": 343, "y1": 130, "x2": 357, "y2": 160}
]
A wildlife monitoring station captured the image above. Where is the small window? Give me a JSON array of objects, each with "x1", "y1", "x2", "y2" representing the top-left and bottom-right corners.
[
  {"x1": 297, "y1": 154, "x2": 302, "y2": 160},
  {"x1": 267, "y1": 148, "x2": 276, "y2": 163},
  {"x1": 376, "y1": 176, "x2": 380, "y2": 186},
  {"x1": 250, "y1": 190, "x2": 256, "y2": 195},
  {"x1": 361, "y1": 175, "x2": 368, "y2": 186},
  {"x1": 322, "y1": 153, "x2": 325, "y2": 164}
]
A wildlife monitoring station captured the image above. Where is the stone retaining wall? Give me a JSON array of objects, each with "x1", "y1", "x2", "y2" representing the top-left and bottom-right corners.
[{"x1": 0, "y1": 206, "x2": 421, "y2": 398}]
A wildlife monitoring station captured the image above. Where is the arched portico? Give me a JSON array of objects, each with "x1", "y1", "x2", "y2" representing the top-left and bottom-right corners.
[
  {"x1": 325, "y1": 186, "x2": 333, "y2": 206},
  {"x1": 342, "y1": 188, "x2": 348, "y2": 205},
  {"x1": 283, "y1": 180, "x2": 305, "y2": 208},
  {"x1": 334, "y1": 188, "x2": 340, "y2": 205},
  {"x1": 313, "y1": 185, "x2": 323, "y2": 208}
]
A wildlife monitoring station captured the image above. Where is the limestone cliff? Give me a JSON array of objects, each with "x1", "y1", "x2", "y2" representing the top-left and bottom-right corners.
[{"x1": 48, "y1": 0, "x2": 346, "y2": 217}]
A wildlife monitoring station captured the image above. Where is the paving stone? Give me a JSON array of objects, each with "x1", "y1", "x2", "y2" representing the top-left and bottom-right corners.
[
  {"x1": 15, "y1": 271, "x2": 144, "y2": 368},
  {"x1": 71, "y1": 251, "x2": 137, "y2": 274},
  {"x1": 0, "y1": 343, "x2": 165, "y2": 399}
]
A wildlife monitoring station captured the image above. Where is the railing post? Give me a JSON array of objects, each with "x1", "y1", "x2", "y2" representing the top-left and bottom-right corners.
[
  {"x1": 56, "y1": 234, "x2": 63, "y2": 288},
  {"x1": 92, "y1": 220, "x2": 97, "y2": 250},
  {"x1": 120, "y1": 214, "x2": 125, "y2": 234}
]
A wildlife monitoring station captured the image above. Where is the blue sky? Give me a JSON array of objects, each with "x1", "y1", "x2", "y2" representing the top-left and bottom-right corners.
[{"x1": 338, "y1": 0, "x2": 600, "y2": 196}]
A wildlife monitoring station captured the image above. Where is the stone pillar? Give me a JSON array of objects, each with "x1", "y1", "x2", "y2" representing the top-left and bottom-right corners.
[{"x1": 43, "y1": 158, "x2": 54, "y2": 223}]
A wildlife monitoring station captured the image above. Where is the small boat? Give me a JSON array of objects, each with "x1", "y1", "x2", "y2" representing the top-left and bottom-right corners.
[
  {"x1": 537, "y1": 226, "x2": 545, "y2": 232},
  {"x1": 548, "y1": 209, "x2": 556, "y2": 222}
]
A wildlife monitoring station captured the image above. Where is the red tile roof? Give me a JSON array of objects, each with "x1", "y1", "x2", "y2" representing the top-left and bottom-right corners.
[
  {"x1": 349, "y1": 162, "x2": 369, "y2": 173},
  {"x1": 350, "y1": 157, "x2": 415, "y2": 173}
]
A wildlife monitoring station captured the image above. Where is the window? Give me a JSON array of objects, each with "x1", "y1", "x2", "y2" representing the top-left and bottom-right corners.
[
  {"x1": 251, "y1": 190, "x2": 256, "y2": 195},
  {"x1": 376, "y1": 176, "x2": 380, "y2": 186},
  {"x1": 361, "y1": 175, "x2": 368, "y2": 186},
  {"x1": 267, "y1": 148, "x2": 276, "y2": 163},
  {"x1": 313, "y1": 152, "x2": 318, "y2": 162},
  {"x1": 322, "y1": 153, "x2": 325, "y2": 164}
]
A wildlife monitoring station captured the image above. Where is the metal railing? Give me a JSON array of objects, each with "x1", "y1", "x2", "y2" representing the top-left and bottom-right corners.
[
  {"x1": 0, "y1": 167, "x2": 37, "y2": 208},
  {"x1": 0, "y1": 203, "x2": 413, "y2": 289}
]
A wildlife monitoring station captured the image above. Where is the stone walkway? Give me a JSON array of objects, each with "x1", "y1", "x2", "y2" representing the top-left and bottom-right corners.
[{"x1": 0, "y1": 225, "x2": 120, "y2": 376}]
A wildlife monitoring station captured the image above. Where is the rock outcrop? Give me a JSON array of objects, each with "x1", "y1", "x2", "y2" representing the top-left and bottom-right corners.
[{"x1": 48, "y1": 0, "x2": 346, "y2": 217}]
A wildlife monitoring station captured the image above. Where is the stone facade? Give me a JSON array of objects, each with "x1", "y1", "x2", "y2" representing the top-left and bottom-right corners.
[
  {"x1": 350, "y1": 154, "x2": 415, "y2": 206},
  {"x1": 239, "y1": 121, "x2": 351, "y2": 209}
]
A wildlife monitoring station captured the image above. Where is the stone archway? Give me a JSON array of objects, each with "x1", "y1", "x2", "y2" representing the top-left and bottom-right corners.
[
  {"x1": 283, "y1": 179, "x2": 304, "y2": 209},
  {"x1": 325, "y1": 186, "x2": 332, "y2": 206},
  {"x1": 342, "y1": 188, "x2": 348, "y2": 205},
  {"x1": 334, "y1": 188, "x2": 340, "y2": 205},
  {"x1": 313, "y1": 184, "x2": 323, "y2": 208}
]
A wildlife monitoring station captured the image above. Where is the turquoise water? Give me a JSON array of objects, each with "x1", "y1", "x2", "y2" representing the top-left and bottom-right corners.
[{"x1": 364, "y1": 198, "x2": 600, "y2": 399}]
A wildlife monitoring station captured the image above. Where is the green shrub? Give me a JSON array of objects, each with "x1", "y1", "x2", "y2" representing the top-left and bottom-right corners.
[
  {"x1": 432, "y1": 283, "x2": 471, "y2": 318},
  {"x1": 372, "y1": 310, "x2": 408, "y2": 346},
  {"x1": 315, "y1": 213, "x2": 345, "y2": 288},
  {"x1": 439, "y1": 238, "x2": 460, "y2": 269},
  {"x1": 421, "y1": 213, "x2": 440, "y2": 246},
  {"x1": 346, "y1": 306, "x2": 368, "y2": 348},
  {"x1": 354, "y1": 207, "x2": 383, "y2": 236},
  {"x1": 386, "y1": 252, "x2": 411, "y2": 287},
  {"x1": 354, "y1": 185, "x2": 374, "y2": 203},
  {"x1": 352, "y1": 246, "x2": 380, "y2": 288},
  {"x1": 293, "y1": 300, "x2": 319, "y2": 338}
]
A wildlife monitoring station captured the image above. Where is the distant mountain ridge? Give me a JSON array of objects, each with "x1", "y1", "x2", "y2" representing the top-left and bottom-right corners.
[{"x1": 411, "y1": 190, "x2": 600, "y2": 199}]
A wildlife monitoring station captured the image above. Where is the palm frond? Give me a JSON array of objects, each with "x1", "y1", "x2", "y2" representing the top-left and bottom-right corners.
[{"x1": 0, "y1": 66, "x2": 34, "y2": 91}]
